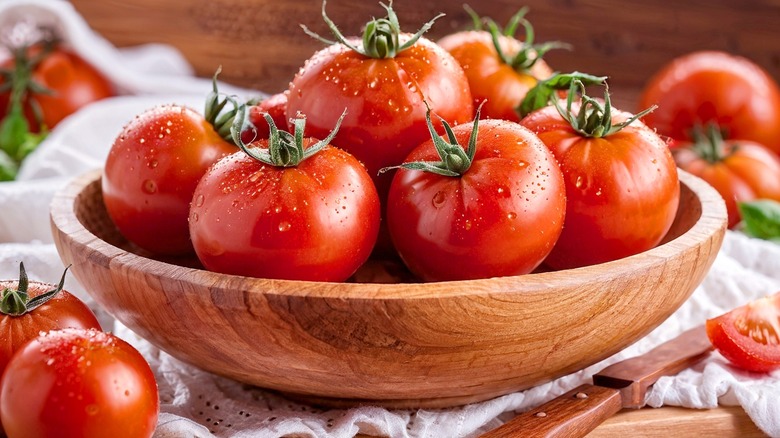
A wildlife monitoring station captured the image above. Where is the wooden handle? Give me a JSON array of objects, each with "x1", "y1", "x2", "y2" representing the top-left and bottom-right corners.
[{"x1": 480, "y1": 384, "x2": 623, "y2": 438}]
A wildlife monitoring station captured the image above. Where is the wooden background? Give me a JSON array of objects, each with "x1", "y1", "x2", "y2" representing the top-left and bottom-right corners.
[{"x1": 69, "y1": 0, "x2": 780, "y2": 111}]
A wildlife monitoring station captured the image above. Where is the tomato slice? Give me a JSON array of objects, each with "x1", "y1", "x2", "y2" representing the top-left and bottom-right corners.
[{"x1": 706, "y1": 293, "x2": 780, "y2": 372}]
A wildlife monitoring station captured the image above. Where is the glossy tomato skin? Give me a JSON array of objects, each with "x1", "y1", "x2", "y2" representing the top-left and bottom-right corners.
[
  {"x1": 520, "y1": 104, "x2": 680, "y2": 269},
  {"x1": 102, "y1": 105, "x2": 235, "y2": 256},
  {"x1": 286, "y1": 36, "x2": 474, "y2": 202},
  {"x1": 639, "y1": 51, "x2": 780, "y2": 155},
  {"x1": 0, "y1": 280, "x2": 101, "y2": 376},
  {"x1": 675, "y1": 140, "x2": 780, "y2": 228},
  {"x1": 0, "y1": 328, "x2": 158, "y2": 438},
  {"x1": 0, "y1": 47, "x2": 114, "y2": 131},
  {"x1": 387, "y1": 119, "x2": 566, "y2": 281},
  {"x1": 189, "y1": 142, "x2": 380, "y2": 282},
  {"x1": 706, "y1": 294, "x2": 780, "y2": 373},
  {"x1": 438, "y1": 31, "x2": 554, "y2": 123}
]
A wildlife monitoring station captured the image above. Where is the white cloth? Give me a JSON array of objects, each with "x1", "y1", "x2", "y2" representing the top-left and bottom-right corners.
[{"x1": 1, "y1": 1, "x2": 779, "y2": 437}]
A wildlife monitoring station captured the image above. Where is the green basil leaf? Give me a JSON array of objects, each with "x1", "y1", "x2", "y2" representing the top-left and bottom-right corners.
[{"x1": 739, "y1": 199, "x2": 780, "y2": 242}]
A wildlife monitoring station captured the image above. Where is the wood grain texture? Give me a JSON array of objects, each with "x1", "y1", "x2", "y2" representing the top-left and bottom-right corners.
[
  {"x1": 50, "y1": 169, "x2": 725, "y2": 408},
  {"x1": 69, "y1": 0, "x2": 780, "y2": 111},
  {"x1": 589, "y1": 406, "x2": 767, "y2": 437}
]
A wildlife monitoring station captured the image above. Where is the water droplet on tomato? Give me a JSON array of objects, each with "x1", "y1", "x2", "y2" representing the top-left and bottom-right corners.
[
  {"x1": 278, "y1": 221, "x2": 291, "y2": 232},
  {"x1": 274, "y1": 206, "x2": 282, "y2": 213},
  {"x1": 575, "y1": 176, "x2": 584, "y2": 189},
  {"x1": 139, "y1": 138, "x2": 145, "y2": 144},
  {"x1": 507, "y1": 212, "x2": 517, "y2": 220},
  {"x1": 46, "y1": 358, "x2": 55, "y2": 366},
  {"x1": 518, "y1": 160, "x2": 528, "y2": 168},
  {"x1": 191, "y1": 212, "x2": 199, "y2": 222},
  {"x1": 432, "y1": 191, "x2": 446, "y2": 208},
  {"x1": 85, "y1": 404, "x2": 99, "y2": 416},
  {"x1": 596, "y1": 188, "x2": 603, "y2": 196},
  {"x1": 464, "y1": 220, "x2": 473, "y2": 230},
  {"x1": 142, "y1": 180, "x2": 157, "y2": 194},
  {"x1": 496, "y1": 186, "x2": 509, "y2": 197},
  {"x1": 195, "y1": 194, "x2": 205, "y2": 207},
  {"x1": 166, "y1": 120, "x2": 173, "y2": 127},
  {"x1": 147, "y1": 159, "x2": 158, "y2": 169}
]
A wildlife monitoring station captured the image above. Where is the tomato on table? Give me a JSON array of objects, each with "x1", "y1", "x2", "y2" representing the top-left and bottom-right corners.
[
  {"x1": 286, "y1": 1, "x2": 473, "y2": 207},
  {"x1": 190, "y1": 110, "x2": 380, "y2": 282},
  {"x1": 706, "y1": 291, "x2": 780, "y2": 373},
  {"x1": 0, "y1": 262, "x2": 100, "y2": 376},
  {"x1": 520, "y1": 74, "x2": 680, "y2": 269},
  {"x1": 386, "y1": 106, "x2": 566, "y2": 281},
  {"x1": 673, "y1": 125, "x2": 780, "y2": 228},
  {"x1": 102, "y1": 74, "x2": 237, "y2": 256},
  {"x1": 639, "y1": 51, "x2": 780, "y2": 155},
  {"x1": 0, "y1": 328, "x2": 159, "y2": 438},
  {"x1": 438, "y1": 6, "x2": 564, "y2": 122}
]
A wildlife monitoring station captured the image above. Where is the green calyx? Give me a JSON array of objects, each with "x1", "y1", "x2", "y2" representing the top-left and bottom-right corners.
[
  {"x1": 383, "y1": 103, "x2": 483, "y2": 177},
  {"x1": 518, "y1": 72, "x2": 654, "y2": 138},
  {"x1": 231, "y1": 104, "x2": 346, "y2": 167},
  {"x1": 689, "y1": 123, "x2": 733, "y2": 164},
  {"x1": 204, "y1": 66, "x2": 246, "y2": 144},
  {"x1": 0, "y1": 262, "x2": 69, "y2": 316},
  {"x1": 470, "y1": 6, "x2": 570, "y2": 74},
  {"x1": 0, "y1": 38, "x2": 55, "y2": 181},
  {"x1": 301, "y1": 0, "x2": 443, "y2": 59}
]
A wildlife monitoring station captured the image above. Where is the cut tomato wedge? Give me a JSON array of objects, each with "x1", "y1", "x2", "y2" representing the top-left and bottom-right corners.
[{"x1": 706, "y1": 292, "x2": 780, "y2": 372}]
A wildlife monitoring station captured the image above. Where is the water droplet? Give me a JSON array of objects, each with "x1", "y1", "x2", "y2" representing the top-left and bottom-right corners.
[
  {"x1": 464, "y1": 220, "x2": 473, "y2": 230},
  {"x1": 432, "y1": 191, "x2": 446, "y2": 208},
  {"x1": 195, "y1": 194, "x2": 205, "y2": 207},
  {"x1": 142, "y1": 180, "x2": 157, "y2": 194},
  {"x1": 278, "y1": 221, "x2": 291, "y2": 232},
  {"x1": 507, "y1": 212, "x2": 517, "y2": 220},
  {"x1": 191, "y1": 212, "x2": 199, "y2": 222},
  {"x1": 166, "y1": 120, "x2": 173, "y2": 127},
  {"x1": 46, "y1": 358, "x2": 55, "y2": 366},
  {"x1": 139, "y1": 138, "x2": 145, "y2": 144},
  {"x1": 147, "y1": 159, "x2": 158, "y2": 169},
  {"x1": 575, "y1": 175, "x2": 584, "y2": 189},
  {"x1": 85, "y1": 404, "x2": 99, "y2": 416},
  {"x1": 518, "y1": 160, "x2": 528, "y2": 168},
  {"x1": 596, "y1": 188, "x2": 603, "y2": 196},
  {"x1": 274, "y1": 206, "x2": 282, "y2": 214}
]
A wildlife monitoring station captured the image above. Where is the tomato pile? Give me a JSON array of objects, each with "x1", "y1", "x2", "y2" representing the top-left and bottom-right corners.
[
  {"x1": 0, "y1": 264, "x2": 159, "y2": 437},
  {"x1": 98, "y1": 2, "x2": 692, "y2": 282}
]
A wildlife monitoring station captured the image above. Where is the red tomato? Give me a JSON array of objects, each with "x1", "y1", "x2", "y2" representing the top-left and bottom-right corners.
[
  {"x1": 243, "y1": 91, "x2": 289, "y2": 143},
  {"x1": 520, "y1": 100, "x2": 680, "y2": 269},
  {"x1": 0, "y1": 45, "x2": 114, "y2": 131},
  {"x1": 0, "y1": 328, "x2": 158, "y2": 438},
  {"x1": 190, "y1": 116, "x2": 380, "y2": 282},
  {"x1": 0, "y1": 263, "x2": 101, "y2": 377},
  {"x1": 102, "y1": 104, "x2": 236, "y2": 256},
  {"x1": 386, "y1": 116, "x2": 566, "y2": 281},
  {"x1": 438, "y1": 11, "x2": 557, "y2": 122},
  {"x1": 706, "y1": 292, "x2": 780, "y2": 373},
  {"x1": 286, "y1": 8, "x2": 473, "y2": 205},
  {"x1": 674, "y1": 129, "x2": 780, "y2": 228},
  {"x1": 639, "y1": 51, "x2": 780, "y2": 155}
]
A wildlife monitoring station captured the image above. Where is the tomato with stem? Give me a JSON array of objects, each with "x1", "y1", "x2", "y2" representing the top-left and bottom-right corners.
[
  {"x1": 520, "y1": 74, "x2": 680, "y2": 269},
  {"x1": 287, "y1": 1, "x2": 474, "y2": 207},
  {"x1": 385, "y1": 105, "x2": 566, "y2": 281},
  {"x1": 673, "y1": 125, "x2": 780, "y2": 228},
  {"x1": 102, "y1": 72, "x2": 237, "y2": 256},
  {"x1": 0, "y1": 262, "x2": 100, "y2": 377},
  {"x1": 438, "y1": 6, "x2": 566, "y2": 122},
  {"x1": 189, "y1": 108, "x2": 380, "y2": 282}
]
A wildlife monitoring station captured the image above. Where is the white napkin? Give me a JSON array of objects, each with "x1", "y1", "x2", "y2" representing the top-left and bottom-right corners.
[{"x1": 1, "y1": 1, "x2": 779, "y2": 437}]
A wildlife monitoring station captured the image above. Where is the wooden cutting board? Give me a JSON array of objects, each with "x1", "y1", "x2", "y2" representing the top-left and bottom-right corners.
[{"x1": 589, "y1": 406, "x2": 766, "y2": 437}]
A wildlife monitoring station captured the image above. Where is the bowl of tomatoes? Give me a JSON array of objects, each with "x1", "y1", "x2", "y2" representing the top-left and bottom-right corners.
[{"x1": 50, "y1": 165, "x2": 726, "y2": 408}]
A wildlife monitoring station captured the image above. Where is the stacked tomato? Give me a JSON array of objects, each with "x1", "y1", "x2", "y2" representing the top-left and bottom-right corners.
[
  {"x1": 102, "y1": 3, "x2": 683, "y2": 283},
  {"x1": 0, "y1": 264, "x2": 159, "y2": 437}
]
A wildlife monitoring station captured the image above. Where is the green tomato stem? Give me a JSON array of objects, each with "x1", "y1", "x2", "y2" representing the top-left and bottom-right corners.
[{"x1": 0, "y1": 262, "x2": 70, "y2": 316}]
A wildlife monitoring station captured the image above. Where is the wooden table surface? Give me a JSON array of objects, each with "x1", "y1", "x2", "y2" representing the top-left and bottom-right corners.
[{"x1": 67, "y1": 1, "x2": 777, "y2": 436}]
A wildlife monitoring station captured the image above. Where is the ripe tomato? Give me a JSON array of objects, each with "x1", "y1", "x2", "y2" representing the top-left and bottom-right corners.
[
  {"x1": 0, "y1": 44, "x2": 114, "y2": 132},
  {"x1": 102, "y1": 103, "x2": 236, "y2": 256},
  {"x1": 190, "y1": 113, "x2": 380, "y2": 282},
  {"x1": 243, "y1": 91, "x2": 289, "y2": 144},
  {"x1": 520, "y1": 91, "x2": 679, "y2": 269},
  {"x1": 673, "y1": 127, "x2": 780, "y2": 228},
  {"x1": 706, "y1": 292, "x2": 780, "y2": 373},
  {"x1": 438, "y1": 8, "x2": 559, "y2": 123},
  {"x1": 0, "y1": 263, "x2": 100, "y2": 377},
  {"x1": 0, "y1": 328, "x2": 159, "y2": 438},
  {"x1": 639, "y1": 51, "x2": 780, "y2": 155},
  {"x1": 386, "y1": 110, "x2": 566, "y2": 281},
  {"x1": 286, "y1": 4, "x2": 473, "y2": 205}
]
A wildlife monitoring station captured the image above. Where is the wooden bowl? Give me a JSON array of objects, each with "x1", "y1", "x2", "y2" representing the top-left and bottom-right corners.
[{"x1": 50, "y1": 169, "x2": 726, "y2": 409}]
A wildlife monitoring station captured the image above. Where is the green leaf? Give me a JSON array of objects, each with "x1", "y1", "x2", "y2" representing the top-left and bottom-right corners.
[
  {"x1": 517, "y1": 71, "x2": 606, "y2": 118},
  {"x1": 739, "y1": 200, "x2": 780, "y2": 242}
]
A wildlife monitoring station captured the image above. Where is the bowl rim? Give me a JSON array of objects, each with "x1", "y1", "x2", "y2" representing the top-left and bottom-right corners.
[{"x1": 51, "y1": 168, "x2": 727, "y2": 300}]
